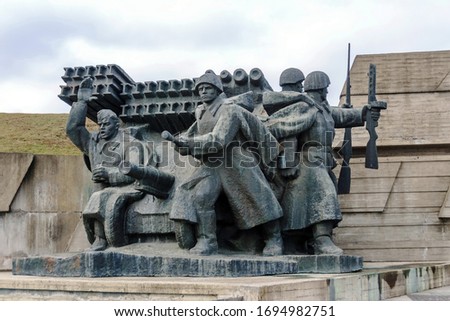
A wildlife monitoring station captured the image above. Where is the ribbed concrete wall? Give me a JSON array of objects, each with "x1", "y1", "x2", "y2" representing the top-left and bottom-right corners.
[
  {"x1": 334, "y1": 156, "x2": 450, "y2": 261},
  {"x1": 336, "y1": 50, "x2": 450, "y2": 148},
  {"x1": 332, "y1": 50, "x2": 450, "y2": 261}
]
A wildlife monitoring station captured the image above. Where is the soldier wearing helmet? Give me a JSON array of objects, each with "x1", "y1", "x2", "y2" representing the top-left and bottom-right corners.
[
  {"x1": 194, "y1": 71, "x2": 224, "y2": 94},
  {"x1": 279, "y1": 67, "x2": 305, "y2": 93},
  {"x1": 303, "y1": 70, "x2": 331, "y2": 103},
  {"x1": 303, "y1": 70, "x2": 330, "y2": 91},
  {"x1": 267, "y1": 70, "x2": 380, "y2": 256},
  {"x1": 168, "y1": 71, "x2": 284, "y2": 257}
]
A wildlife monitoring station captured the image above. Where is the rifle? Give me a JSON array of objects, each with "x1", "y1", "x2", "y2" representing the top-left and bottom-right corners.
[
  {"x1": 365, "y1": 64, "x2": 387, "y2": 169},
  {"x1": 337, "y1": 43, "x2": 352, "y2": 194}
]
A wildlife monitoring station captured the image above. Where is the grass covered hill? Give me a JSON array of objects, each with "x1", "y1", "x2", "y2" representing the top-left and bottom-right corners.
[{"x1": 0, "y1": 113, "x2": 97, "y2": 155}]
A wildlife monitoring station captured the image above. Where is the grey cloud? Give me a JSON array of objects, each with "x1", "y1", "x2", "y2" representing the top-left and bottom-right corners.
[
  {"x1": 1, "y1": 3, "x2": 265, "y2": 78},
  {"x1": 0, "y1": 11, "x2": 98, "y2": 75},
  {"x1": 84, "y1": 10, "x2": 266, "y2": 51}
]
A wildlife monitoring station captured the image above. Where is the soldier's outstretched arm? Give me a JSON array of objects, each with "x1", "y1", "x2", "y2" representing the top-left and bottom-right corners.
[{"x1": 66, "y1": 77, "x2": 93, "y2": 154}]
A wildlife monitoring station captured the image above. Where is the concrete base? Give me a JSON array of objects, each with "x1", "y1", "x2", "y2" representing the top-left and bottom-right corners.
[
  {"x1": 1, "y1": 262, "x2": 449, "y2": 300},
  {"x1": 12, "y1": 243, "x2": 362, "y2": 277}
]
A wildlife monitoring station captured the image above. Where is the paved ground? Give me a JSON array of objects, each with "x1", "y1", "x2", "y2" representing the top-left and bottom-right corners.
[{"x1": 386, "y1": 285, "x2": 450, "y2": 300}]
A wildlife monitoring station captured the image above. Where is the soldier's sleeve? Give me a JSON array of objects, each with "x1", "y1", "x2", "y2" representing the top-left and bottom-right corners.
[
  {"x1": 66, "y1": 100, "x2": 92, "y2": 154},
  {"x1": 332, "y1": 107, "x2": 364, "y2": 128}
]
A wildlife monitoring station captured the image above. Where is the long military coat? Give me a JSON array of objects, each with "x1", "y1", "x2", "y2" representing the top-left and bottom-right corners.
[
  {"x1": 170, "y1": 95, "x2": 283, "y2": 229},
  {"x1": 267, "y1": 99, "x2": 364, "y2": 231}
]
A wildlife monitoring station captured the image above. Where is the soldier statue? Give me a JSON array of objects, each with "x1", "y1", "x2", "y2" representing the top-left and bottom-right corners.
[
  {"x1": 166, "y1": 72, "x2": 284, "y2": 256},
  {"x1": 266, "y1": 71, "x2": 381, "y2": 255},
  {"x1": 66, "y1": 77, "x2": 173, "y2": 251}
]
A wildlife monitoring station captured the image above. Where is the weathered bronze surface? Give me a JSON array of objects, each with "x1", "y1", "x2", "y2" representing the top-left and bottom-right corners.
[{"x1": 13, "y1": 63, "x2": 387, "y2": 277}]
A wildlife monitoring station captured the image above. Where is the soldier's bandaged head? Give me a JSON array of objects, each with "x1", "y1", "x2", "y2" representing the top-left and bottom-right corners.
[{"x1": 97, "y1": 109, "x2": 119, "y2": 125}]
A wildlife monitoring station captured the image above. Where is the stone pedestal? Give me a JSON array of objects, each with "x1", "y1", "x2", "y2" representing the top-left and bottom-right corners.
[{"x1": 12, "y1": 243, "x2": 362, "y2": 277}]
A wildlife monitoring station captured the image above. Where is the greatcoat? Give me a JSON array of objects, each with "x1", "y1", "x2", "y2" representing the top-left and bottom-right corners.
[
  {"x1": 170, "y1": 94, "x2": 283, "y2": 229},
  {"x1": 267, "y1": 98, "x2": 364, "y2": 232}
]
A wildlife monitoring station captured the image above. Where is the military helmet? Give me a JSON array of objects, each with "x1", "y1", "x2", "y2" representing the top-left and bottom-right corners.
[
  {"x1": 304, "y1": 71, "x2": 330, "y2": 91},
  {"x1": 194, "y1": 71, "x2": 223, "y2": 93},
  {"x1": 279, "y1": 68, "x2": 305, "y2": 86}
]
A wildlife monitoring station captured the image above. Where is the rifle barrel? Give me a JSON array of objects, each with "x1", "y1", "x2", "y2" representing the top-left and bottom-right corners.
[
  {"x1": 346, "y1": 43, "x2": 351, "y2": 106},
  {"x1": 337, "y1": 43, "x2": 353, "y2": 195}
]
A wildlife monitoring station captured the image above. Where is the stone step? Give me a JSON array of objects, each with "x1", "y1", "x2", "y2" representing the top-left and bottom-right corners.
[{"x1": 1, "y1": 261, "x2": 449, "y2": 301}]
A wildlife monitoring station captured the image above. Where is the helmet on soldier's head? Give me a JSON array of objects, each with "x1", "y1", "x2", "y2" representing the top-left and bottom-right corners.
[
  {"x1": 194, "y1": 71, "x2": 224, "y2": 93},
  {"x1": 304, "y1": 71, "x2": 331, "y2": 91},
  {"x1": 279, "y1": 68, "x2": 305, "y2": 86}
]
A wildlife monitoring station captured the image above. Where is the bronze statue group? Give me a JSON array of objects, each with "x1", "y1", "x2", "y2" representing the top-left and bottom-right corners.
[{"x1": 67, "y1": 68, "x2": 382, "y2": 257}]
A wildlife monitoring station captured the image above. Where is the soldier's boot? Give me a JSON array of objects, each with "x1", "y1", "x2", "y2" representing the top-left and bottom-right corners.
[
  {"x1": 262, "y1": 220, "x2": 283, "y2": 256},
  {"x1": 190, "y1": 210, "x2": 218, "y2": 256},
  {"x1": 312, "y1": 221, "x2": 343, "y2": 255},
  {"x1": 90, "y1": 220, "x2": 108, "y2": 251}
]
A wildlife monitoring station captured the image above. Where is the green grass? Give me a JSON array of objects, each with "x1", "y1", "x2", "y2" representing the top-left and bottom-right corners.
[{"x1": 0, "y1": 113, "x2": 97, "y2": 155}]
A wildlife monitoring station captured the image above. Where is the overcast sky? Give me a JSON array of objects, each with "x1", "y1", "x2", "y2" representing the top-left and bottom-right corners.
[{"x1": 1, "y1": 0, "x2": 449, "y2": 114}]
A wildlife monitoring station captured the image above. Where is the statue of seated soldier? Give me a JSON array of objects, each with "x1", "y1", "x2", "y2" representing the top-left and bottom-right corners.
[{"x1": 66, "y1": 77, "x2": 174, "y2": 251}]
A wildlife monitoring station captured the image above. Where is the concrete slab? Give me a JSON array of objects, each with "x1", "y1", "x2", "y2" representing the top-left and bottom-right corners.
[
  {"x1": 0, "y1": 153, "x2": 33, "y2": 212},
  {"x1": 1, "y1": 261, "x2": 449, "y2": 301},
  {"x1": 386, "y1": 285, "x2": 450, "y2": 301}
]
